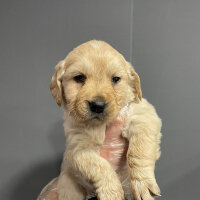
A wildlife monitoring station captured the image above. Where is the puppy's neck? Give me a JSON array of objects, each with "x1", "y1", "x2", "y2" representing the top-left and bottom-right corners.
[
  {"x1": 119, "y1": 102, "x2": 129, "y2": 117},
  {"x1": 62, "y1": 102, "x2": 130, "y2": 144},
  {"x1": 63, "y1": 110, "x2": 106, "y2": 144}
]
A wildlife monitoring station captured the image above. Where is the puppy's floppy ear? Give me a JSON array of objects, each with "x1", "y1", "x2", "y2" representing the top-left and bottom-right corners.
[
  {"x1": 126, "y1": 62, "x2": 142, "y2": 102},
  {"x1": 50, "y1": 60, "x2": 65, "y2": 107}
]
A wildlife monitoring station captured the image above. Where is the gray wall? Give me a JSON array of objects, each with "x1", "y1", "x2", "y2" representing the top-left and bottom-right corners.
[
  {"x1": 133, "y1": 0, "x2": 200, "y2": 199},
  {"x1": 0, "y1": 0, "x2": 132, "y2": 199},
  {"x1": 0, "y1": 0, "x2": 200, "y2": 200}
]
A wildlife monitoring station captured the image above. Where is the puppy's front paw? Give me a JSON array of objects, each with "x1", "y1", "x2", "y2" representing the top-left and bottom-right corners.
[
  {"x1": 96, "y1": 186, "x2": 124, "y2": 200},
  {"x1": 96, "y1": 176, "x2": 125, "y2": 200},
  {"x1": 130, "y1": 179, "x2": 161, "y2": 200}
]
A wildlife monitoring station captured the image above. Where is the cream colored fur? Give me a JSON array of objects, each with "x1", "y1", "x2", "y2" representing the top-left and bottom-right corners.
[{"x1": 50, "y1": 40, "x2": 162, "y2": 200}]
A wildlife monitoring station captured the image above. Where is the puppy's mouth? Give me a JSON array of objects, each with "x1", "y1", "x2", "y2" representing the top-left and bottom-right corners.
[{"x1": 88, "y1": 113, "x2": 107, "y2": 121}]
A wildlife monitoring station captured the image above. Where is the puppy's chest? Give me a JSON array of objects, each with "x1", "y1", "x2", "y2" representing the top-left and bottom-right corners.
[{"x1": 99, "y1": 116, "x2": 129, "y2": 171}]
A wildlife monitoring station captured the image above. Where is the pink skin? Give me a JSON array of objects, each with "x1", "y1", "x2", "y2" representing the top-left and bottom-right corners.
[
  {"x1": 40, "y1": 116, "x2": 128, "y2": 199},
  {"x1": 100, "y1": 115, "x2": 128, "y2": 171}
]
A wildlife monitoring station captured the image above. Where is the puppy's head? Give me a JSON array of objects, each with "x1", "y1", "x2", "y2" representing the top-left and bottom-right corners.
[{"x1": 50, "y1": 40, "x2": 142, "y2": 124}]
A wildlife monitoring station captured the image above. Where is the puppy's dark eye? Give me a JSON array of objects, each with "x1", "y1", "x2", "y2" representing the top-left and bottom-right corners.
[
  {"x1": 73, "y1": 74, "x2": 86, "y2": 83},
  {"x1": 112, "y1": 76, "x2": 121, "y2": 83}
]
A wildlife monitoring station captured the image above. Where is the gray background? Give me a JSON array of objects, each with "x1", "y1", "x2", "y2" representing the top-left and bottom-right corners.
[{"x1": 0, "y1": 0, "x2": 199, "y2": 199}]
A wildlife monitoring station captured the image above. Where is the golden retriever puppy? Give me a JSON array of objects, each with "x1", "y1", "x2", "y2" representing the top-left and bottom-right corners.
[{"x1": 50, "y1": 40, "x2": 162, "y2": 200}]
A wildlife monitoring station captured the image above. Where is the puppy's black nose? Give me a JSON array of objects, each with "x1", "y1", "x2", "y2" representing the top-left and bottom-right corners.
[{"x1": 88, "y1": 99, "x2": 106, "y2": 114}]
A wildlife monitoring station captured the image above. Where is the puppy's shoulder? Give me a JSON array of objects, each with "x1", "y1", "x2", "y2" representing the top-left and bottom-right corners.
[
  {"x1": 126, "y1": 98, "x2": 161, "y2": 125},
  {"x1": 129, "y1": 98, "x2": 157, "y2": 115},
  {"x1": 122, "y1": 99, "x2": 162, "y2": 139}
]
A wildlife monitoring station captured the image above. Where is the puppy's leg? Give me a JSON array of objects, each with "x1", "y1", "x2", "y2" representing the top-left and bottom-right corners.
[
  {"x1": 57, "y1": 170, "x2": 86, "y2": 200},
  {"x1": 67, "y1": 149, "x2": 125, "y2": 200},
  {"x1": 123, "y1": 115, "x2": 161, "y2": 200}
]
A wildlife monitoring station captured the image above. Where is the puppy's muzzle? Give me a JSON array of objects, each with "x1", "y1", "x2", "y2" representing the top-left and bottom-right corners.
[{"x1": 88, "y1": 98, "x2": 107, "y2": 114}]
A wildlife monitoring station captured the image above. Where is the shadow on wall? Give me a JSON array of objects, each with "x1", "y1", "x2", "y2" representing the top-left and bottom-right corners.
[
  {"x1": 7, "y1": 120, "x2": 65, "y2": 200},
  {"x1": 9, "y1": 158, "x2": 62, "y2": 200},
  {"x1": 163, "y1": 166, "x2": 200, "y2": 199},
  {"x1": 48, "y1": 120, "x2": 66, "y2": 155}
]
